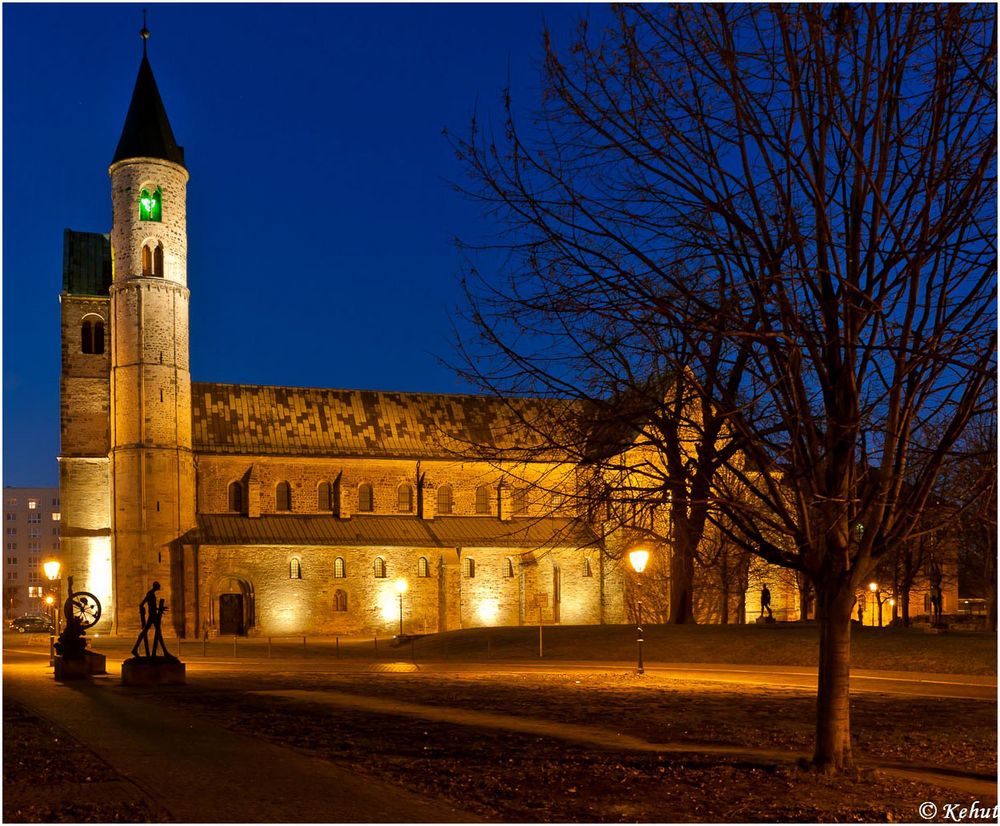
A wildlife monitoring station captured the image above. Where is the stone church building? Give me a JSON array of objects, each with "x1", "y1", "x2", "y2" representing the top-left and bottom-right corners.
[{"x1": 60, "y1": 41, "x2": 623, "y2": 638}]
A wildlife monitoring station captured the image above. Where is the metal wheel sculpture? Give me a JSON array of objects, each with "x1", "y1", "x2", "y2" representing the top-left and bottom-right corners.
[{"x1": 65, "y1": 591, "x2": 102, "y2": 629}]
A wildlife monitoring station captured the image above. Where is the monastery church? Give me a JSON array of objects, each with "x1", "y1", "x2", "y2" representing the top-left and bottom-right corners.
[{"x1": 60, "y1": 35, "x2": 628, "y2": 638}]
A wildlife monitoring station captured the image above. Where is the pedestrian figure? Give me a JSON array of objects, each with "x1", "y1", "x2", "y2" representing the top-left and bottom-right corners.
[
  {"x1": 131, "y1": 581, "x2": 161, "y2": 658},
  {"x1": 929, "y1": 562, "x2": 944, "y2": 625},
  {"x1": 760, "y1": 584, "x2": 773, "y2": 619}
]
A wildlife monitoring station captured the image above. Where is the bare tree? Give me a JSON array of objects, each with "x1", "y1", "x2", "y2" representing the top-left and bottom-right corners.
[{"x1": 454, "y1": 5, "x2": 996, "y2": 771}]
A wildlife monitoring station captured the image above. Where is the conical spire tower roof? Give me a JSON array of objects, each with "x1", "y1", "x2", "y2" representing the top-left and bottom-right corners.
[{"x1": 112, "y1": 43, "x2": 185, "y2": 168}]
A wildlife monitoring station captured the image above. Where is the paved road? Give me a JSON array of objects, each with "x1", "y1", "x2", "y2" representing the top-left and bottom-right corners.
[{"x1": 3, "y1": 648, "x2": 476, "y2": 823}]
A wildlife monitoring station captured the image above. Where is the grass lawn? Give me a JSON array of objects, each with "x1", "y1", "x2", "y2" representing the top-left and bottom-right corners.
[{"x1": 407, "y1": 622, "x2": 997, "y2": 675}]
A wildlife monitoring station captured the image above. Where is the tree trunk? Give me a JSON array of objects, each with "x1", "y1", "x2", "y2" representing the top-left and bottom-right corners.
[
  {"x1": 900, "y1": 589, "x2": 911, "y2": 627},
  {"x1": 668, "y1": 534, "x2": 696, "y2": 623},
  {"x1": 813, "y1": 581, "x2": 855, "y2": 771},
  {"x1": 797, "y1": 572, "x2": 814, "y2": 621}
]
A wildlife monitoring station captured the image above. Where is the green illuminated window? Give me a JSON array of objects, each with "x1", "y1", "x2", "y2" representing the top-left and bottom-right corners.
[{"x1": 139, "y1": 187, "x2": 162, "y2": 222}]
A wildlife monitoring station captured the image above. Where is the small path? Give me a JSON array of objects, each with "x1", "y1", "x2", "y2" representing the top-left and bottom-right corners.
[
  {"x1": 258, "y1": 688, "x2": 998, "y2": 799},
  {"x1": 3, "y1": 659, "x2": 476, "y2": 823}
]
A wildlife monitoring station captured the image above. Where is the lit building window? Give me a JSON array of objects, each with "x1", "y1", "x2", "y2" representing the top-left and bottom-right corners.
[
  {"x1": 373, "y1": 557, "x2": 387, "y2": 578},
  {"x1": 52, "y1": 513, "x2": 61, "y2": 521},
  {"x1": 276, "y1": 481, "x2": 292, "y2": 512},
  {"x1": 333, "y1": 589, "x2": 348, "y2": 612},
  {"x1": 358, "y1": 483, "x2": 374, "y2": 513},
  {"x1": 465, "y1": 557, "x2": 476, "y2": 578},
  {"x1": 504, "y1": 558, "x2": 515, "y2": 578},
  {"x1": 139, "y1": 187, "x2": 162, "y2": 221},
  {"x1": 29, "y1": 586, "x2": 43, "y2": 598},
  {"x1": 417, "y1": 556, "x2": 429, "y2": 577},
  {"x1": 334, "y1": 557, "x2": 346, "y2": 578},
  {"x1": 437, "y1": 484, "x2": 453, "y2": 515},
  {"x1": 475, "y1": 485, "x2": 491, "y2": 515},
  {"x1": 397, "y1": 484, "x2": 414, "y2": 513},
  {"x1": 27, "y1": 500, "x2": 38, "y2": 510},
  {"x1": 6, "y1": 498, "x2": 16, "y2": 506},
  {"x1": 289, "y1": 558, "x2": 302, "y2": 579}
]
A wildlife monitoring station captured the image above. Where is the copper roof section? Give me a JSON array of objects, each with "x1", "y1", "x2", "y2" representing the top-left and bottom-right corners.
[{"x1": 185, "y1": 514, "x2": 598, "y2": 550}]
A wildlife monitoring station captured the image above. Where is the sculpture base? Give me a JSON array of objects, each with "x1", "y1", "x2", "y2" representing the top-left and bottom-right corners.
[
  {"x1": 754, "y1": 615, "x2": 776, "y2": 625},
  {"x1": 85, "y1": 650, "x2": 107, "y2": 674},
  {"x1": 121, "y1": 657, "x2": 186, "y2": 686},
  {"x1": 54, "y1": 655, "x2": 90, "y2": 681}
]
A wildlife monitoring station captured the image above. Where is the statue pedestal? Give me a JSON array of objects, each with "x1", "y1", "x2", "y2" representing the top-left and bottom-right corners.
[
  {"x1": 85, "y1": 650, "x2": 107, "y2": 674},
  {"x1": 121, "y1": 657, "x2": 186, "y2": 686},
  {"x1": 54, "y1": 656, "x2": 90, "y2": 681}
]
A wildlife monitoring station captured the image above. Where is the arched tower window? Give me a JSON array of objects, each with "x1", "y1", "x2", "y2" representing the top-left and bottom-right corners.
[
  {"x1": 358, "y1": 483, "x2": 374, "y2": 513},
  {"x1": 139, "y1": 187, "x2": 162, "y2": 222},
  {"x1": 318, "y1": 482, "x2": 332, "y2": 512},
  {"x1": 289, "y1": 558, "x2": 302, "y2": 579},
  {"x1": 228, "y1": 481, "x2": 243, "y2": 513},
  {"x1": 417, "y1": 557, "x2": 429, "y2": 578},
  {"x1": 583, "y1": 557, "x2": 593, "y2": 577},
  {"x1": 437, "y1": 485, "x2": 453, "y2": 515},
  {"x1": 475, "y1": 485, "x2": 491, "y2": 515},
  {"x1": 373, "y1": 557, "x2": 387, "y2": 578},
  {"x1": 465, "y1": 557, "x2": 476, "y2": 578},
  {"x1": 334, "y1": 557, "x2": 346, "y2": 578},
  {"x1": 276, "y1": 481, "x2": 292, "y2": 512},
  {"x1": 153, "y1": 242, "x2": 164, "y2": 277},
  {"x1": 504, "y1": 558, "x2": 515, "y2": 578},
  {"x1": 397, "y1": 484, "x2": 414, "y2": 513},
  {"x1": 142, "y1": 244, "x2": 152, "y2": 276},
  {"x1": 333, "y1": 589, "x2": 348, "y2": 612},
  {"x1": 81, "y1": 317, "x2": 104, "y2": 355}
]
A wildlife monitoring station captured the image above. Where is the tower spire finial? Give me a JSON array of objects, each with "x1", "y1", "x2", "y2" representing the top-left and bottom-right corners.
[{"x1": 140, "y1": 9, "x2": 150, "y2": 55}]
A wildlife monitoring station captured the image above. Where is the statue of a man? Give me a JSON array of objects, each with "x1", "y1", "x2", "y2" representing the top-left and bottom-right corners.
[
  {"x1": 760, "y1": 584, "x2": 773, "y2": 619},
  {"x1": 131, "y1": 582, "x2": 168, "y2": 658}
]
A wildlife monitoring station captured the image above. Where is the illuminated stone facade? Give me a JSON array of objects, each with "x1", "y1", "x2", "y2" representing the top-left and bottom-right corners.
[{"x1": 59, "y1": 46, "x2": 620, "y2": 638}]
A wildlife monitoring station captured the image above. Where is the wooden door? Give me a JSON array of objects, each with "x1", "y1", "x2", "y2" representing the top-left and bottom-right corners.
[{"x1": 219, "y1": 593, "x2": 244, "y2": 635}]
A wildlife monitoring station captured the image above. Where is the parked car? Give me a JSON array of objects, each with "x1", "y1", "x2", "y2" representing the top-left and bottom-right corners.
[{"x1": 9, "y1": 615, "x2": 54, "y2": 634}]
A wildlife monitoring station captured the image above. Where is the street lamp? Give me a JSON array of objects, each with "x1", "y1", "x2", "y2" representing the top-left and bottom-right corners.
[
  {"x1": 43, "y1": 559, "x2": 61, "y2": 666},
  {"x1": 869, "y1": 581, "x2": 882, "y2": 627},
  {"x1": 395, "y1": 578, "x2": 408, "y2": 637},
  {"x1": 629, "y1": 549, "x2": 649, "y2": 676}
]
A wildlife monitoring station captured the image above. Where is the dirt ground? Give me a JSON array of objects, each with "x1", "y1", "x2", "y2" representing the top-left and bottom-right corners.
[
  {"x1": 149, "y1": 668, "x2": 996, "y2": 823},
  {"x1": 2, "y1": 699, "x2": 169, "y2": 823}
]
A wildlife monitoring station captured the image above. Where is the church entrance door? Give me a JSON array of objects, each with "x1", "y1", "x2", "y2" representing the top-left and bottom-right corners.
[{"x1": 219, "y1": 593, "x2": 244, "y2": 635}]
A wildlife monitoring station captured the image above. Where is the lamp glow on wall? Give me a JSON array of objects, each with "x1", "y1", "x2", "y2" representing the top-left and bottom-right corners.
[
  {"x1": 395, "y1": 578, "x2": 408, "y2": 636},
  {"x1": 478, "y1": 598, "x2": 499, "y2": 625},
  {"x1": 629, "y1": 549, "x2": 650, "y2": 574}
]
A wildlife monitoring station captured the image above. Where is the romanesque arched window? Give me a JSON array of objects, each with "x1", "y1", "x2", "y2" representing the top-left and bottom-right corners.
[
  {"x1": 276, "y1": 481, "x2": 292, "y2": 512},
  {"x1": 583, "y1": 557, "x2": 593, "y2": 578},
  {"x1": 228, "y1": 481, "x2": 243, "y2": 513},
  {"x1": 81, "y1": 317, "x2": 105, "y2": 355},
  {"x1": 142, "y1": 244, "x2": 153, "y2": 276},
  {"x1": 373, "y1": 557, "x2": 387, "y2": 578},
  {"x1": 289, "y1": 558, "x2": 302, "y2": 579},
  {"x1": 417, "y1": 557, "x2": 429, "y2": 578},
  {"x1": 333, "y1": 589, "x2": 348, "y2": 612},
  {"x1": 334, "y1": 557, "x2": 346, "y2": 578},
  {"x1": 153, "y1": 242, "x2": 164, "y2": 277},
  {"x1": 358, "y1": 483, "x2": 374, "y2": 513},
  {"x1": 504, "y1": 557, "x2": 515, "y2": 578},
  {"x1": 465, "y1": 557, "x2": 476, "y2": 578},
  {"x1": 397, "y1": 484, "x2": 414, "y2": 513},
  {"x1": 437, "y1": 484, "x2": 453, "y2": 515},
  {"x1": 512, "y1": 488, "x2": 527, "y2": 515},
  {"x1": 475, "y1": 485, "x2": 491, "y2": 515},
  {"x1": 139, "y1": 187, "x2": 162, "y2": 222},
  {"x1": 318, "y1": 482, "x2": 332, "y2": 512}
]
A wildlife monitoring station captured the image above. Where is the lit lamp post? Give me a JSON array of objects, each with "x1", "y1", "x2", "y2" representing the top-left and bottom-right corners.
[
  {"x1": 43, "y1": 559, "x2": 61, "y2": 666},
  {"x1": 629, "y1": 549, "x2": 650, "y2": 675},
  {"x1": 869, "y1": 581, "x2": 883, "y2": 628},
  {"x1": 395, "y1": 578, "x2": 408, "y2": 637}
]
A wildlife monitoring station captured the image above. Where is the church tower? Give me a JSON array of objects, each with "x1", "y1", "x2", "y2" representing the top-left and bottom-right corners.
[{"x1": 107, "y1": 27, "x2": 195, "y2": 635}]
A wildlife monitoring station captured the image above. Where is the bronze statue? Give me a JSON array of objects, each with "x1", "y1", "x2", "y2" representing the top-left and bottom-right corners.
[
  {"x1": 131, "y1": 582, "x2": 175, "y2": 659},
  {"x1": 929, "y1": 562, "x2": 944, "y2": 625},
  {"x1": 760, "y1": 584, "x2": 773, "y2": 619}
]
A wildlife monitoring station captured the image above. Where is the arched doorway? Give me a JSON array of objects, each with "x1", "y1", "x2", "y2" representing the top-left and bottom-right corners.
[{"x1": 213, "y1": 576, "x2": 254, "y2": 636}]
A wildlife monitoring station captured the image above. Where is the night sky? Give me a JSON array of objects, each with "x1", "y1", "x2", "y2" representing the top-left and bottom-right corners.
[{"x1": 3, "y1": 2, "x2": 604, "y2": 487}]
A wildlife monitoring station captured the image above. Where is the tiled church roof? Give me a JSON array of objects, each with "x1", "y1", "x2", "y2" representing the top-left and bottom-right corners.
[
  {"x1": 186, "y1": 514, "x2": 598, "y2": 550},
  {"x1": 191, "y1": 382, "x2": 575, "y2": 460}
]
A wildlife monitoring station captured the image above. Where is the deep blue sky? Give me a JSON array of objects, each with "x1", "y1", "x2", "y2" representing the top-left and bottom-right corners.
[{"x1": 3, "y1": 2, "x2": 604, "y2": 486}]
